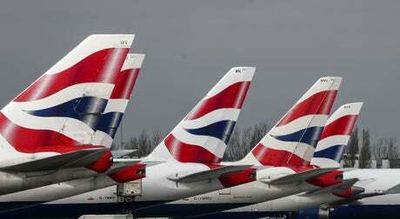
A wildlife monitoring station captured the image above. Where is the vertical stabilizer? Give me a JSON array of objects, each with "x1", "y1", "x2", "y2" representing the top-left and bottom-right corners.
[
  {"x1": 0, "y1": 35, "x2": 134, "y2": 155},
  {"x1": 147, "y1": 67, "x2": 256, "y2": 163},
  {"x1": 242, "y1": 77, "x2": 342, "y2": 167},
  {"x1": 311, "y1": 102, "x2": 363, "y2": 168},
  {"x1": 91, "y1": 53, "x2": 145, "y2": 148}
]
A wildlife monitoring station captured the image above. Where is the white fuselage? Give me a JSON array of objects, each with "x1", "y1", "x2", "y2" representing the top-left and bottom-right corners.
[
  {"x1": 224, "y1": 169, "x2": 400, "y2": 213},
  {"x1": 0, "y1": 167, "x2": 97, "y2": 196},
  {"x1": 6, "y1": 165, "x2": 318, "y2": 217},
  {"x1": 0, "y1": 135, "x2": 106, "y2": 196},
  {"x1": 0, "y1": 161, "x2": 228, "y2": 209},
  {"x1": 141, "y1": 166, "x2": 321, "y2": 217},
  {"x1": 129, "y1": 161, "x2": 226, "y2": 203},
  {"x1": 0, "y1": 173, "x2": 119, "y2": 203}
]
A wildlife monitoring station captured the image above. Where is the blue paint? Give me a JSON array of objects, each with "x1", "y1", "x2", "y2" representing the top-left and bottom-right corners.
[
  {"x1": 96, "y1": 112, "x2": 124, "y2": 138},
  {"x1": 272, "y1": 126, "x2": 323, "y2": 147},
  {"x1": 185, "y1": 120, "x2": 236, "y2": 143},
  {"x1": 314, "y1": 144, "x2": 345, "y2": 162},
  {"x1": 26, "y1": 96, "x2": 108, "y2": 130}
]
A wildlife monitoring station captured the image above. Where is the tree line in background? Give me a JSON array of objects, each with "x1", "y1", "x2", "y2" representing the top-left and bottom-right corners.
[{"x1": 117, "y1": 122, "x2": 400, "y2": 168}]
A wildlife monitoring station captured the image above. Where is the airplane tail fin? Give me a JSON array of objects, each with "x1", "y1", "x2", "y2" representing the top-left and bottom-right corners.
[
  {"x1": 147, "y1": 67, "x2": 256, "y2": 163},
  {"x1": 242, "y1": 77, "x2": 342, "y2": 167},
  {"x1": 0, "y1": 34, "x2": 134, "y2": 154},
  {"x1": 91, "y1": 53, "x2": 145, "y2": 148},
  {"x1": 311, "y1": 102, "x2": 363, "y2": 168}
]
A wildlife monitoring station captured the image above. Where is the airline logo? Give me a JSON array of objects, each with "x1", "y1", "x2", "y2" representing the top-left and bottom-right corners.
[
  {"x1": 91, "y1": 54, "x2": 144, "y2": 148},
  {"x1": 249, "y1": 77, "x2": 342, "y2": 167},
  {"x1": 150, "y1": 67, "x2": 255, "y2": 163},
  {"x1": 0, "y1": 35, "x2": 134, "y2": 155},
  {"x1": 312, "y1": 102, "x2": 363, "y2": 168}
]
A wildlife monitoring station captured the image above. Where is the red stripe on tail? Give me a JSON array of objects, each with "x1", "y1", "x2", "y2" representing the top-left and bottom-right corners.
[
  {"x1": 110, "y1": 69, "x2": 140, "y2": 99},
  {"x1": 15, "y1": 48, "x2": 129, "y2": 102},
  {"x1": 251, "y1": 143, "x2": 308, "y2": 167},
  {"x1": 277, "y1": 90, "x2": 338, "y2": 127},
  {"x1": 319, "y1": 115, "x2": 358, "y2": 140},
  {"x1": 0, "y1": 113, "x2": 100, "y2": 153},
  {"x1": 164, "y1": 134, "x2": 221, "y2": 163},
  {"x1": 187, "y1": 81, "x2": 251, "y2": 120}
]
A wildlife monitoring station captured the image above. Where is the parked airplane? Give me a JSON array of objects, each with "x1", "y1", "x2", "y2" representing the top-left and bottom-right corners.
[
  {"x1": 0, "y1": 34, "x2": 135, "y2": 195},
  {"x1": 292, "y1": 170, "x2": 400, "y2": 219},
  {"x1": 0, "y1": 66, "x2": 257, "y2": 218},
  {"x1": 0, "y1": 53, "x2": 147, "y2": 213},
  {"x1": 199, "y1": 102, "x2": 364, "y2": 218},
  {"x1": 318, "y1": 193, "x2": 400, "y2": 219},
  {"x1": 119, "y1": 76, "x2": 343, "y2": 218},
  {"x1": 13, "y1": 76, "x2": 342, "y2": 218},
  {"x1": 204, "y1": 102, "x2": 400, "y2": 219}
]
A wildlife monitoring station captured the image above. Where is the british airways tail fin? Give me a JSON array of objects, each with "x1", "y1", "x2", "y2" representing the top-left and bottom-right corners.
[
  {"x1": 91, "y1": 53, "x2": 145, "y2": 148},
  {"x1": 147, "y1": 67, "x2": 255, "y2": 163},
  {"x1": 311, "y1": 102, "x2": 363, "y2": 168},
  {"x1": 0, "y1": 35, "x2": 134, "y2": 155},
  {"x1": 242, "y1": 77, "x2": 342, "y2": 167}
]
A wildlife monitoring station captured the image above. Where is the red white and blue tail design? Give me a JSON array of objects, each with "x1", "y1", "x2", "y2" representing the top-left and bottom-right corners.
[
  {"x1": 311, "y1": 102, "x2": 363, "y2": 168},
  {"x1": 242, "y1": 77, "x2": 342, "y2": 167},
  {"x1": 0, "y1": 35, "x2": 134, "y2": 159},
  {"x1": 147, "y1": 67, "x2": 255, "y2": 163},
  {"x1": 91, "y1": 53, "x2": 144, "y2": 148}
]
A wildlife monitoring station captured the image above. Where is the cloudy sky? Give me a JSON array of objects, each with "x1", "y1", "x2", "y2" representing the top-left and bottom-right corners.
[{"x1": 0, "y1": 0, "x2": 399, "y2": 142}]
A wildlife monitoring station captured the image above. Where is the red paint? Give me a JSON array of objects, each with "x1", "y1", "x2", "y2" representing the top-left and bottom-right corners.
[
  {"x1": 219, "y1": 167, "x2": 257, "y2": 188},
  {"x1": 164, "y1": 134, "x2": 221, "y2": 163},
  {"x1": 0, "y1": 113, "x2": 105, "y2": 153},
  {"x1": 110, "y1": 69, "x2": 140, "y2": 99},
  {"x1": 109, "y1": 163, "x2": 146, "y2": 183},
  {"x1": 15, "y1": 48, "x2": 129, "y2": 102},
  {"x1": 187, "y1": 81, "x2": 251, "y2": 120},
  {"x1": 333, "y1": 186, "x2": 364, "y2": 198},
  {"x1": 320, "y1": 115, "x2": 358, "y2": 140},
  {"x1": 87, "y1": 150, "x2": 113, "y2": 173},
  {"x1": 307, "y1": 169, "x2": 343, "y2": 187},
  {"x1": 277, "y1": 90, "x2": 338, "y2": 127},
  {"x1": 0, "y1": 113, "x2": 108, "y2": 153},
  {"x1": 333, "y1": 187, "x2": 354, "y2": 198},
  {"x1": 252, "y1": 144, "x2": 309, "y2": 167}
]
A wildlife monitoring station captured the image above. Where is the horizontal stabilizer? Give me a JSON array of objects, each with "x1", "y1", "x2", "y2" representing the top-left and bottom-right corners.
[
  {"x1": 262, "y1": 168, "x2": 336, "y2": 185},
  {"x1": 386, "y1": 183, "x2": 400, "y2": 194},
  {"x1": 302, "y1": 178, "x2": 359, "y2": 196},
  {"x1": 111, "y1": 150, "x2": 137, "y2": 158},
  {"x1": 324, "y1": 183, "x2": 400, "y2": 207},
  {"x1": 106, "y1": 160, "x2": 141, "y2": 175},
  {"x1": 113, "y1": 158, "x2": 163, "y2": 167},
  {"x1": 324, "y1": 192, "x2": 379, "y2": 208},
  {"x1": 63, "y1": 149, "x2": 109, "y2": 168},
  {"x1": 345, "y1": 182, "x2": 400, "y2": 200},
  {"x1": 167, "y1": 165, "x2": 252, "y2": 183},
  {"x1": 0, "y1": 148, "x2": 107, "y2": 172}
]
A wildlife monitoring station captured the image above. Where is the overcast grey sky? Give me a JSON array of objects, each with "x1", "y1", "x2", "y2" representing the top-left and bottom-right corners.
[{"x1": 0, "y1": 0, "x2": 399, "y2": 141}]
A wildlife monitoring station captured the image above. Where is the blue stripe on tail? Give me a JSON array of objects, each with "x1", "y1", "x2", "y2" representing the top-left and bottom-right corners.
[
  {"x1": 313, "y1": 144, "x2": 345, "y2": 162},
  {"x1": 272, "y1": 126, "x2": 323, "y2": 147},
  {"x1": 25, "y1": 96, "x2": 108, "y2": 130},
  {"x1": 96, "y1": 112, "x2": 124, "y2": 138},
  {"x1": 185, "y1": 120, "x2": 236, "y2": 143}
]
